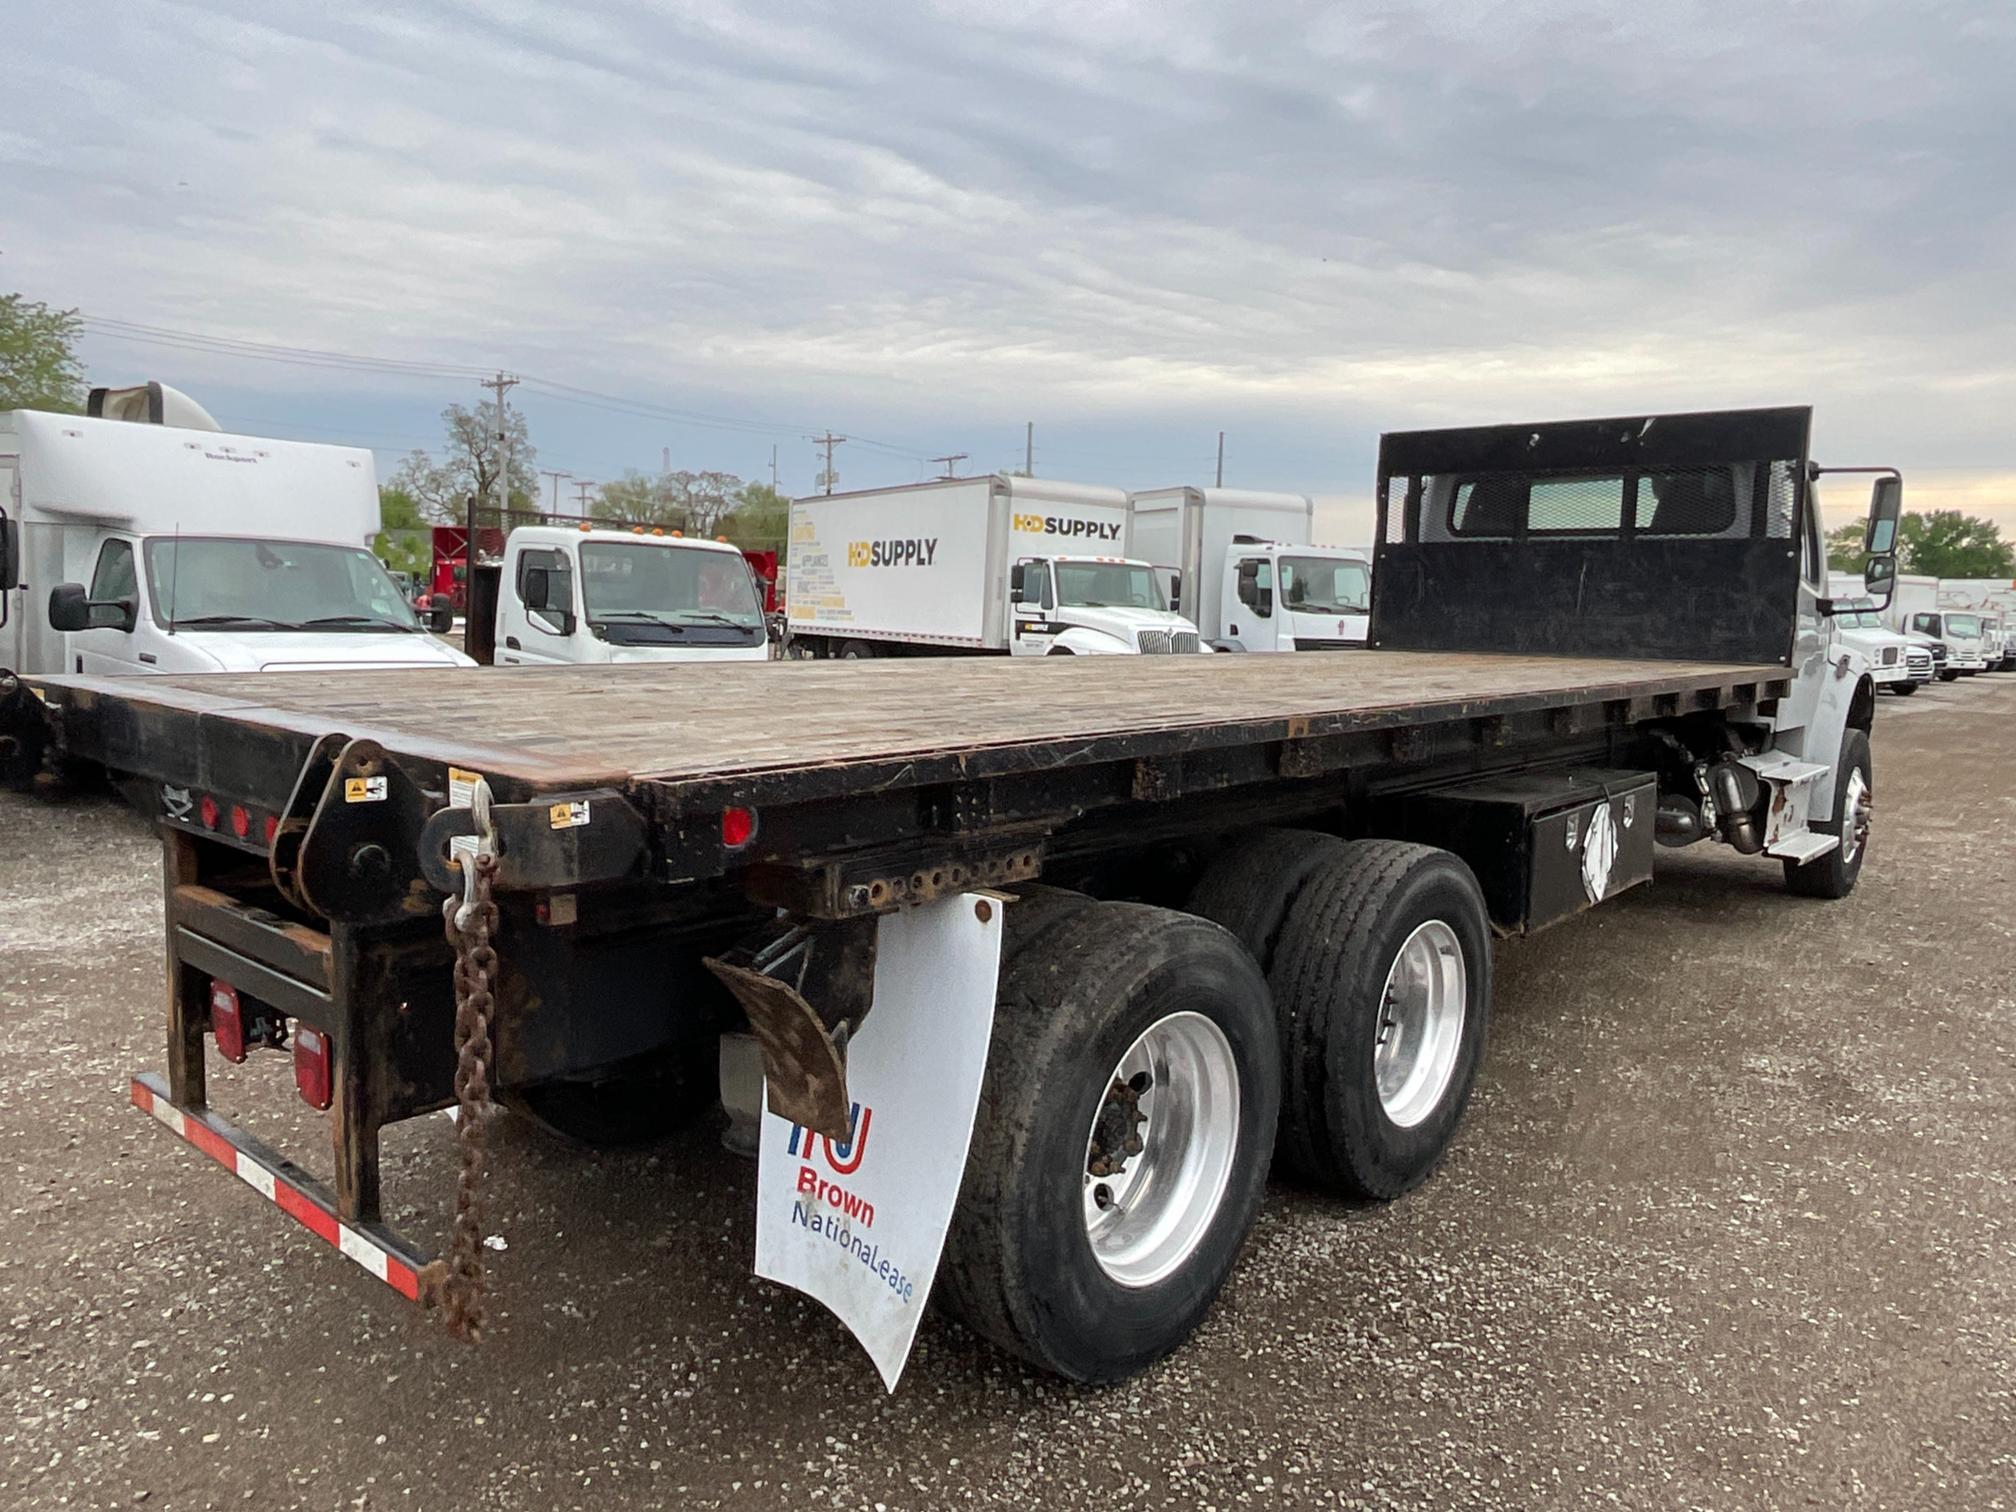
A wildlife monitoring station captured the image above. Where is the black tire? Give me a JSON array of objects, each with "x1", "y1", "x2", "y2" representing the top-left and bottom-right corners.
[
  {"x1": 1187, "y1": 826, "x2": 1351, "y2": 971},
  {"x1": 1784, "y1": 727, "x2": 1872, "y2": 900},
  {"x1": 836, "y1": 640, "x2": 876, "y2": 660},
  {"x1": 1269, "y1": 841, "x2": 1491, "y2": 1199},
  {"x1": 509, "y1": 1042, "x2": 714, "y2": 1148},
  {"x1": 1890, "y1": 681, "x2": 1917, "y2": 696},
  {"x1": 939, "y1": 902, "x2": 1279, "y2": 1384},
  {"x1": 1939, "y1": 669, "x2": 1959, "y2": 681}
]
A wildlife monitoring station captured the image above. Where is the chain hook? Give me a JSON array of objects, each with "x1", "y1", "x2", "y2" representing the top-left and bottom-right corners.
[{"x1": 453, "y1": 778, "x2": 498, "y2": 932}]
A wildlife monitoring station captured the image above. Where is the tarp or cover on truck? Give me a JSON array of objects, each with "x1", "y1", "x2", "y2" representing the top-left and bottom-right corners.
[{"x1": 1370, "y1": 406, "x2": 1811, "y2": 666}]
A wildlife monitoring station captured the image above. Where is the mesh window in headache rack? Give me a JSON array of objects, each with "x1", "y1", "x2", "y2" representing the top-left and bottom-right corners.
[{"x1": 1383, "y1": 459, "x2": 1799, "y2": 542}]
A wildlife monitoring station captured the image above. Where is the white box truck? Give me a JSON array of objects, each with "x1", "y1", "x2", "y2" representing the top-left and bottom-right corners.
[
  {"x1": 1884, "y1": 574, "x2": 1992, "y2": 674},
  {"x1": 1129, "y1": 487, "x2": 1372, "y2": 651},
  {"x1": 786, "y1": 476, "x2": 1207, "y2": 657},
  {"x1": 1, "y1": 383, "x2": 472, "y2": 682},
  {"x1": 1937, "y1": 580, "x2": 2016, "y2": 669}
]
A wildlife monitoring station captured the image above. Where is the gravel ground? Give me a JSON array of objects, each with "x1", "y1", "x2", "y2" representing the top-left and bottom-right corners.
[{"x1": 2, "y1": 675, "x2": 2013, "y2": 1511}]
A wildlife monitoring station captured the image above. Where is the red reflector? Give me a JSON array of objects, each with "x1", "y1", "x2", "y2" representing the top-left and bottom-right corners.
[
  {"x1": 293, "y1": 1026, "x2": 333, "y2": 1111},
  {"x1": 229, "y1": 804, "x2": 251, "y2": 839},
  {"x1": 198, "y1": 793, "x2": 220, "y2": 829},
  {"x1": 210, "y1": 982, "x2": 247, "y2": 1063},
  {"x1": 721, "y1": 806, "x2": 758, "y2": 849},
  {"x1": 262, "y1": 814, "x2": 279, "y2": 845}
]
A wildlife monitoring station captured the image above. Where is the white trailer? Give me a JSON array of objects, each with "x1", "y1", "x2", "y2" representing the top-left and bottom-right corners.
[
  {"x1": 786, "y1": 476, "x2": 1206, "y2": 657},
  {"x1": 0, "y1": 384, "x2": 470, "y2": 681},
  {"x1": 1129, "y1": 487, "x2": 1371, "y2": 651}
]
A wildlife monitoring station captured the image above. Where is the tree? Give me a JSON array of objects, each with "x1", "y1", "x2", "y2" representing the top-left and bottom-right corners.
[
  {"x1": 0, "y1": 293, "x2": 86, "y2": 413},
  {"x1": 1898, "y1": 510, "x2": 2013, "y2": 579},
  {"x1": 388, "y1": 402, "x2": 539, "y2": 523},
  {"x1": 372, "y1": 485, "x2": 431, "y2": 577},
  {"x1": 718, "y1": 482, "x2": 791, "y2": 551},
  {"x1": 594, "y1": 469, "x2": 747, "y2": 536},
  {"x1": 1825, "y1": 521, "x2": 1868, "y2": 574}
]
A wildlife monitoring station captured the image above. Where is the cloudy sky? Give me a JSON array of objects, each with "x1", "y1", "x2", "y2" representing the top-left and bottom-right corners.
[{"x1": 5, "y1": 0, "x2": 2013, "y2": 538}]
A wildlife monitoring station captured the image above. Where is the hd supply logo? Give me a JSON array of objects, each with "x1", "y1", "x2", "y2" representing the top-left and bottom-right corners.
[
  {"x1": 846, "y1": 538, "x2": 938, "y2": 567},
  {"x1": 1012, "y1": 513, "x2": 1123, "y2": 543}
]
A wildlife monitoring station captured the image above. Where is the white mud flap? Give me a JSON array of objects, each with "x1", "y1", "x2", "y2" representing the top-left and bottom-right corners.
[{"x1": 753, "y1": 892, "x2": 1004, "y2": 1391}]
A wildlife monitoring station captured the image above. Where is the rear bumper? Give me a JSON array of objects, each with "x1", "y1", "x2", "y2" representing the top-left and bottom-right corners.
[{"x1": 130, "y1": 1074, "x2": 431, "y2": 1303}]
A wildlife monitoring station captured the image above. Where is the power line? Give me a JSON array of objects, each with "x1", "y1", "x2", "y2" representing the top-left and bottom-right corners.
[
  {"x1": 540, "y1": 469, "x2": 572, "y2": 511},
  {"x1": 80, "y1": 315, "x2": 939, "y2": 461},
  {"x1": 930, "y1": 452, "x2": 970, "y2": 479}
]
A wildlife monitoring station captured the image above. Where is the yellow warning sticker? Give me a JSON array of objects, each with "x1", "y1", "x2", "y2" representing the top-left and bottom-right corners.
[
  {"x1": 344, "y1": 775, "x2": 388, "y2": 804},
  {"x1": 548, "y1": 799, "x2": 591, "y2": 830}
]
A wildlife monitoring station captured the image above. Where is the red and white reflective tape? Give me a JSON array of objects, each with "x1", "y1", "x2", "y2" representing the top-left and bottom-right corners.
[{"x1": 130, "y1": 1076, "x2": 426, "y2": 1302}]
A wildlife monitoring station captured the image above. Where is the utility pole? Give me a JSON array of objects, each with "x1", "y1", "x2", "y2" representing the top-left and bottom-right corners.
[
  {"x1": 1216, "y1": 431, "x2": 1225, "y2": 488},
  {"x1": 1024, "y1": 421, "x2": 1034, "y2": 477},
  {"x1": 540, "y1": 469, "x2": 571, "y2": 514},
  {"x1": 571, "y1": 479, "x2": 597, "y2": 514},
  {"x1": 770, "y1": 444, "x2": 779, "y2": 492},
  {"x1": 810, "y1": 432, "x2": 847, "y2": 496},
  {"x1": 480, "y1": 372, "x2": 519, "y2": 521},
  {"x1": 930, "y1": 452, "x2": 969, "y2": 480}
]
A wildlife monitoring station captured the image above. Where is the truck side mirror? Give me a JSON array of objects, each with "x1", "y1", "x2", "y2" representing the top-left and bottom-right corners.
[
  {"x1": 1865, "y1": 476, "x2": 1902, "y2": 555},
  {"x1": 1235, "y1": 561, "x2": 1273, "y2": 618},
  {"x1": 0, "y1": 514, "x2": 16, "y2": 591},
  {"x1": 48, "y1": 582, "x2": 137, "y2": 633},
  {"x1": 1862, "y1": 475, "x2": 1903, "y2": 608},
  {"x1": 1009, "y1": 563, "x2": 1028, "y2": 604}
]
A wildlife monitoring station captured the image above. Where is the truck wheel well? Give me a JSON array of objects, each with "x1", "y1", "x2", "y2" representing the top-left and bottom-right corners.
[{"x1": 1848, "y1": 675, "x2": 1876, "y2": 732}]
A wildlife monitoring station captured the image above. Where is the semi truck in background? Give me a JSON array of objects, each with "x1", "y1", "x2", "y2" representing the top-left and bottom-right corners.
[
  {"x1": 786, "y1": 476, "x2": 1208, "y2": 657},
  {"x1": 0, "y1": 384, "x2": 473, "y2": 687},
  {"x1": 1129, "y1": 487, "x2": 1372, "y2": 651},
  {"x1": 1936, "y1": 580, "x2": 2016, "y2": 670},
  {"x1": 1885, "y1": 575, "x2": 1993, "y2": 675}
]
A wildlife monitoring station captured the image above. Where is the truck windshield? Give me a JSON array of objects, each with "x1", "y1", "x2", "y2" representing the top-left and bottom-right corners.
[
  {"x1": 580, "y1": 543, "x2": 763, "y2": 627},
  {"x1": 1053, "y1": 563, "x2": 1167, "y2": 611},
  {"x1": 144, "y1": 538, "x2": 422, "y2": 632},
  {"x1": 1279, "y1": 556, "x2": 1370, "y2": 615},
  {"x1": 1945, "y1": 613, "x2": 1983, "y2": 638}
]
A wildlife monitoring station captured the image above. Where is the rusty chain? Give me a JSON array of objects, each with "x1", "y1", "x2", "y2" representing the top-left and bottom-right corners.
[{"x1": 426, "y1": 795, "x2": 501, "y2": 1341}]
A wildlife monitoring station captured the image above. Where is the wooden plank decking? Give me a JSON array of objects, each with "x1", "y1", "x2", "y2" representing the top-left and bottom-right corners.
[{"x1": 42, "y1": 652, "x2": 1786, "y2": 795}]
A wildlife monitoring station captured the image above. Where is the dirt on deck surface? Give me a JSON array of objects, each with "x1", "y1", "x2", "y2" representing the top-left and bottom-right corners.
[{"x1": 2, "y1": 676, "x2": 2012, "y2": 1512}]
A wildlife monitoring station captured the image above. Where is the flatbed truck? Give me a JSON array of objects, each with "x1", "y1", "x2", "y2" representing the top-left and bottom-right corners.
[{"x1": 0, "y1": 406, "x2": 1903, "y2": 1385}]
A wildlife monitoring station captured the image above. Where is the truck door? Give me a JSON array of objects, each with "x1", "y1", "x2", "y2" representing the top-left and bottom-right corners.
[
  {"x1": 0, "y1": 456, "x2": 19, "y2": 670},
  {"x1": 498, "y1": 542, "x2": 581, "y2": 665},
  {"x1": 1223, "y1": 555, "x2": 1277, "y2": 649},
  {"x1": 1008, "y1": 557, "x2": 1056, "y2": 655},
  {"x1": 70, "y1": 537, "x2": 151, "y2": 676}
]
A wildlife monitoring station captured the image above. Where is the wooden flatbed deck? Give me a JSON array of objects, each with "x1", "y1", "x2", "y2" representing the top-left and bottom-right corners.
[{"x1": 38, "y1": 652, "x2": 1789, "y2": 806}]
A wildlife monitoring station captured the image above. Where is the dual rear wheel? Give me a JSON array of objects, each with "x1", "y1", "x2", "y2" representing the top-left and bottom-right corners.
[{"x1": 940, "y1": 842, "x2": 1492, "y2": 1381}]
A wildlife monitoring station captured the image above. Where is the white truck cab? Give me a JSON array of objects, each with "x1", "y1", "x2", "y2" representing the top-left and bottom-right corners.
[
  {"x1": 4, "y1": 392, "x2": 471, "y2": 680},
  {"x1": 1829, "y1": 598, "x2": 1925, "y2": 692},
  {"x1": 494, "y1": 526, "x2": 771, "y2": 665},
  {"x1": 1129, "y1": 487, "x2": 1370, "y2": 651},
  {"x1": 1902, "y1": 608, "x2": 1990, "y2": 674},
  {"x1": 1006, "y1": 553, "x2": 1207, "y2": 655}
]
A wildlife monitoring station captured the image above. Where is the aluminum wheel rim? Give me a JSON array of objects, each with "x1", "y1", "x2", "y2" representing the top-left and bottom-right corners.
[
  {"x1": 1081, "y1": 1011, "x2": 1240, "y2": 1289},
  {"x1": 1842, "y1": 767, "x2": 1872, "y2": 865},
  {"x1": 1374, "y1": 920, "x2": 1467, "y2": 1129}
]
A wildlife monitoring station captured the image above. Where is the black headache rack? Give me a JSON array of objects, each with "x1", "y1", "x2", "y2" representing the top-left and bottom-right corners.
[{"x1": 1370, "y1": 405, "x2": 1812, "y2": 666}]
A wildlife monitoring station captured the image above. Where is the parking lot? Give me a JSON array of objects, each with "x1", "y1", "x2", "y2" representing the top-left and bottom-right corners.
[{"x1": 2, "y1": 674, "x2": 2012, "y2": 1512}]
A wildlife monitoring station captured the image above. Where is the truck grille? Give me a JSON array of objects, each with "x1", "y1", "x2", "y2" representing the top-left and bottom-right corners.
[
  {"x1": 1906, "y1": 648, "x2": 1932, "y2": 672},
  {"x1": 1135, "y1": 630, "x2": 1172, "y2": 654},
  {"x1": 1170, "y1": 631, "x2": 1200, "y2": 655}
]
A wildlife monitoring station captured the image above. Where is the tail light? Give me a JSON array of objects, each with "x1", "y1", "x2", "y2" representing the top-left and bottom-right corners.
[
  {"x1": 209, "y1": 982, "x2": 247, "y2": 1063},
  {"x1": 721, "y1": 806, "x2": 758, "y2": 849},
  {"x1": 229, "y1": 804, "x2": 251, "y2": 839},
  {"x1": 198, "y1": 794, "x2": 220, "y2": 830},
  {"x1": 293, "y1": 1027, "x2": 333, "y2": 1111}
]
